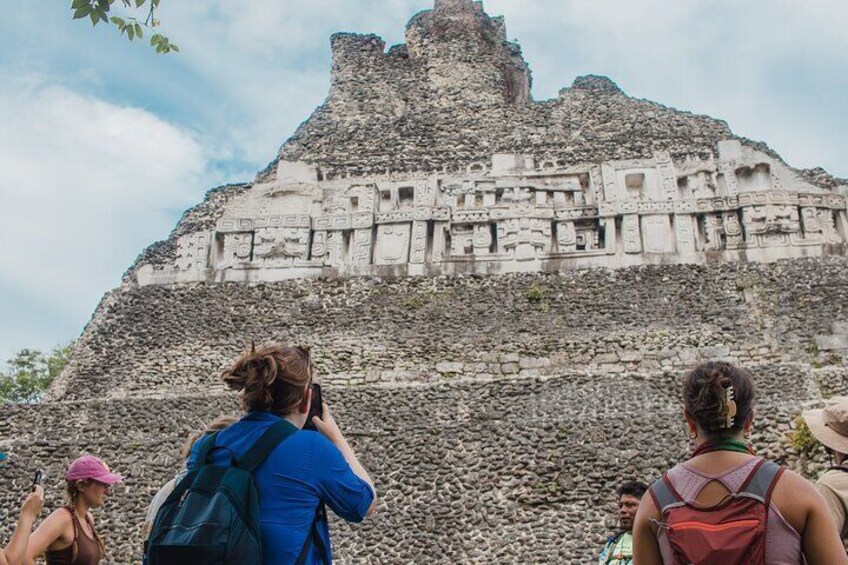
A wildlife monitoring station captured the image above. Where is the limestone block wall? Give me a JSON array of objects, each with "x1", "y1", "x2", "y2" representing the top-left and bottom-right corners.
[{"x1": 50, "y1": 259, "x2": 848, "y2": 403}]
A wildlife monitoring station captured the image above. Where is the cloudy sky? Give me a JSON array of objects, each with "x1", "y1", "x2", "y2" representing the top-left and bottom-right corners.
[{"x1": 0, "y1": 0, "x2": 846, "y2": 360}]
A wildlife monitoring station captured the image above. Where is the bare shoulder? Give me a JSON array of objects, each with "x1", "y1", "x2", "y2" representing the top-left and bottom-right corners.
[
  {"x1": 771, "y1": 467, "x2": 820, "y2": 533},
  {"x1": 636, "y1": 486, "x2": 660, "y2": 522},
  {"x1": 44, "y1": 507, "x2": 73, "y2": 526},
  {"x1": 775, "y1": 467, "x2": 818, "y2": 497}
]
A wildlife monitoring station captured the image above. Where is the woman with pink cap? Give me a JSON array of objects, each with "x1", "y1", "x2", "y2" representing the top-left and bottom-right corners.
[{"x1": 25, "y1": 455, "x2": 122, "y2": 565}]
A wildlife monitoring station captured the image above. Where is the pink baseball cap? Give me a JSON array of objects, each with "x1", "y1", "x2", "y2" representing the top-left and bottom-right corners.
[{"x1": 66, "y1": 456, "x2": 123, "y2": 485}]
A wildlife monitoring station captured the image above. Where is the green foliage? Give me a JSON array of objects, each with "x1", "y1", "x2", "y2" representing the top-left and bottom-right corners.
[
  {"x1": 524, "y1": 283, "x2": 548, "y2": 303},
  {"x1": 71, "y1": 0, "x2": 178, "y2": 54},
  {"x1": 402, "y1": 295, "x2": 425, "y2": 309},
  {"x1": 787, "y1": 415, "x2": 821, "y2": 460},
  {"x1": 0, "y1": 343, "x2": 74, "y2": 404}
]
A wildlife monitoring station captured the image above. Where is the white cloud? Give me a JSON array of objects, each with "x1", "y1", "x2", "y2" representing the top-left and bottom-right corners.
[{"x1": 0, "y1": 74, "x2": 211, "y2": 355}]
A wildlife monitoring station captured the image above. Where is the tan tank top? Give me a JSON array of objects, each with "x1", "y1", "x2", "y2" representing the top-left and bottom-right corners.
[{"x1": 45, "y1": 507, "x2": 102, "y2": 565}]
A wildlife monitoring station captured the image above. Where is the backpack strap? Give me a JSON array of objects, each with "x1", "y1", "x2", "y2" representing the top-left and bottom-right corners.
[
  {"x1": 295, "y1": 503, "x2": 329, "y2": 565},
  {"x1": 649, "y1": 473, "x2": 685, "y2": 513},
  {"x1": 237, "y1": 419, "x2": 298, "y2": 473},
  {"x1": 195, "y1": 431, "x2": 220, "y2": 466},
  {"x1": 739, "y1": 459, "x2": 784, "y2": 505}
]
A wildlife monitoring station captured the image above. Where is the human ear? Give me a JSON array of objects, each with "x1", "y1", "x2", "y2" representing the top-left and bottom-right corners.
[
  {"x1": 683, "y1": 410, "x2": 697, "y2": 435},
  {"x1": 300, "y1": 386, "x2": 313, "y2": 414}
]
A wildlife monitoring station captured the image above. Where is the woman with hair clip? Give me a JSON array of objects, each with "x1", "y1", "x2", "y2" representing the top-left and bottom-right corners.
[
  {"x1": 187, "y1": 343, "x2": 376, "y2": 565},
  {"x1": 633, "y1": 361, "x2": 846, "y2": 564},
  {"x1": 25, "y1": 455, "x2": 123, "y2": 565}
]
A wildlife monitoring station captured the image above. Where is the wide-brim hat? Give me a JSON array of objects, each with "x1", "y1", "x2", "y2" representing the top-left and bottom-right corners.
[{"x1": 803, "y1": 396, "x2": 848, "y2": 454}]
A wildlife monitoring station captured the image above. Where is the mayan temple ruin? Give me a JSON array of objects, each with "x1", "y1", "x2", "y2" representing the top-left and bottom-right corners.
[{"x1": 3, "y1": 0, "x2": 848, "y2": 562}]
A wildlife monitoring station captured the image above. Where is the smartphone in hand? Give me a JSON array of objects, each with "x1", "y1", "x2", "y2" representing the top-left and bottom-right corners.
[
  {"x1": 303, "y1": 383, "x2": 323, "y2": 431},
  {"x1": 32, "y1": 468, "x2": 45, "y2": 491}
]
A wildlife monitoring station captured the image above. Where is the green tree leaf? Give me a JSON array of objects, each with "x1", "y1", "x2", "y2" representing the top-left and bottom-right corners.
[
  {"x1": 71, "y1": 0, "x2": 177, "y2": 54},
  {"x1": 73, "y1": 5, "x2": 92, "y2": 19}
]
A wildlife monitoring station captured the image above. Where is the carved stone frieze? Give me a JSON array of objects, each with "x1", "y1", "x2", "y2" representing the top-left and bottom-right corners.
[{"x1": 141, "y1": 146, "x2": 848, "y2": 284}]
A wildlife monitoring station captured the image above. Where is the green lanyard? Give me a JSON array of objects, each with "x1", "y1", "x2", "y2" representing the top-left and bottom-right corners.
[{"x1": 692, "y1": 438, "x2": 755, "y2": 457}]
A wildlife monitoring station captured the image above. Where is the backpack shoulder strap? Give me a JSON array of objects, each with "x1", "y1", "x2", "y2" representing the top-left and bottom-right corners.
[
  {"x1": 237, "y1": 420, "x2": 298, "y2": 473},
  {"x1": 295, "y1": 504, "x2": 329, "y2": 565},
  {"x1": 739, "y1": 459, "x2": 784, "y2": 505},
  {"x1": 649, "y1": 473, "x2": 684, "y2": 513},
  {"x1": 195, "y1": 431, "x2": 220, "y2": 466}
]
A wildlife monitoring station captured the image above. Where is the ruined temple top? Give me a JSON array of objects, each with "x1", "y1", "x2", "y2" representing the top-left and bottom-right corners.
[
  {"x1": 269, "y1": 0, "x2": 743, "y2": 180},
  {"x1": 132, "y1": 0, "x2": 848, "y2": 286}
]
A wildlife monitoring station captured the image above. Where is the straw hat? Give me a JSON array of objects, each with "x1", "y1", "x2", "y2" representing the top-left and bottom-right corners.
[{"x1": 804, "y1": 397, "x2": 848, "y2": 454}]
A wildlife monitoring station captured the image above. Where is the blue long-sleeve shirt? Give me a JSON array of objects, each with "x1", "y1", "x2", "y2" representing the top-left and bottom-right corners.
[{"x1": 188, "y1": 411, "x2": 374, "y2": 564}]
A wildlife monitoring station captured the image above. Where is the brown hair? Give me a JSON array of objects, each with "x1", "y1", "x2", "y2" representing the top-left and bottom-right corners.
[
  {"x1": 65, "y1": 480, "x2": 107, "y2": 555},
  {"x1": 179, "y1": 414, "x2": 240, "y2": 460},
  {"x1": 684, "y1": 361, "x2": 755, "y2": 437},
  {"x1": 221, "y1": 343, "x2": 312, "y2": 415}
]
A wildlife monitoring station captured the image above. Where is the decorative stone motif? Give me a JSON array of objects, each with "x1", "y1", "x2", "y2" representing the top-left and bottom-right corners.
[{"x1": 137, "y1": 141, "x2": 847, "y2": 286}]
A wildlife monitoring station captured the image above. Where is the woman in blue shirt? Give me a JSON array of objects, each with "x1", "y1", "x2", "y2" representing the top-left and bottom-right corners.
[{"x1": 188, "y1": 344, "x2": 376, "y2": 564}]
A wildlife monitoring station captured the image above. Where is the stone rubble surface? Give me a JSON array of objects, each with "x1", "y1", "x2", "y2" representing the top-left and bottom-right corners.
[{"x1": 3, "y1": 259, "x2": 847, "y2": 562}]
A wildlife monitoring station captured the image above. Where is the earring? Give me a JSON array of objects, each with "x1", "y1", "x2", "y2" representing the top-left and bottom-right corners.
[
  {"x1": 744, "y1": 429, "x2": 752, "y2": 439},
  {"x1": 688, "y1": 430, "x2": 697, "y2": 440}
]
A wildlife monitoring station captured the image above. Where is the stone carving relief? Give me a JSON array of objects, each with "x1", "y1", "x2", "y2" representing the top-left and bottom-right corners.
[
  {"x1": 175, "y1": 232, "x2": 211, "y2": 271},
  {"x1": 622, "y1": 214, "x2": 641, "y2": 254},
  {"x1": 702, "y1": 214, "x2": 723, "y2": 251},
  {"x1": 351, "y1": 229, "x2": 372, "y2": 265},
  {"x1": 722, "y1": 212, "x2": 744, "y2": 249},
  {"x1": 819, "y1": 209, "x2": 842, "y2": 245},
  {"x1": 375, "y1": 223, "x2": 412, "y2": 265},
  {"x1": 641, "y1": 215, "x2": 672, "y2": 254},
  {"x1": 575, "y1": 221, "x2": 600, "y2": 251},
  {"x1": 674, "y1": 215, "x2": 696, "y2": 253},
  {"x1": 254, "y1": 227, "x2": 310, "y2": 266},
  {"x1": 742, "y1": 205, "x2": 800, "y2": 247},
  {"x1": 139, "y1": 146, "x2": 848, "y2": 286},
  {"x1": 221, "y1": 233, "x2": 253, "y2": 268},
  {"x1": 556, "y1": 221, "x2": 577, "y2": 252},
  {"x1": 409, "y1": 221, "x2": 428, "y2": 264},
  {"x1": 499, "y1": 218, "x2": 551, "y2": 260}
]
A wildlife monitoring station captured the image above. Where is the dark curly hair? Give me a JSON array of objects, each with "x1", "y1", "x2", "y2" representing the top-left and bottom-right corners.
[
  {"x1": 221, "y1": 343, "x2": 312, "y2": 416},
  {"x1": 684, "y1": 361, "x2": 755, "y2": 437}
]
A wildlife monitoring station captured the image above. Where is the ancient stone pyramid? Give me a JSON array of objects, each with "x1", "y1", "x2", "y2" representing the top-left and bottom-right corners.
[{"x1": 3, "y1": 0, "x2": 848, "y2": 562}]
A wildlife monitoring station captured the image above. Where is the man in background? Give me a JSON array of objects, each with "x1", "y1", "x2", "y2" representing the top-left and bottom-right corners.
[{"x1": 598, "y1": 480, "x2": 647, "y2": 565}]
